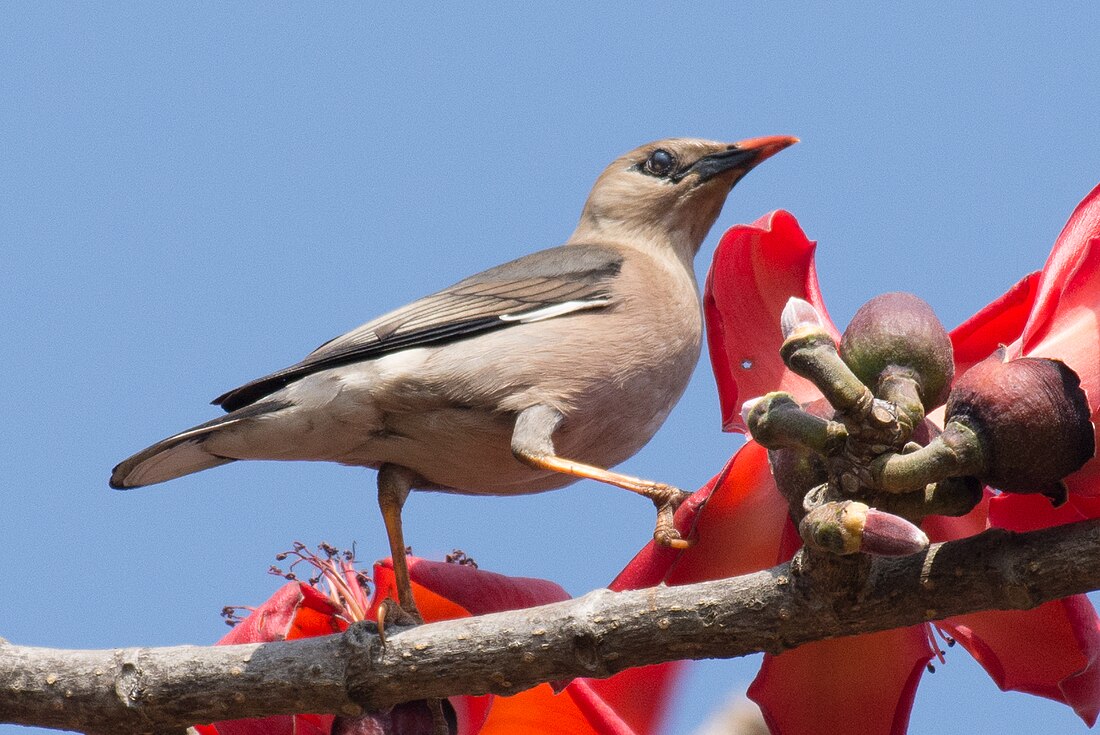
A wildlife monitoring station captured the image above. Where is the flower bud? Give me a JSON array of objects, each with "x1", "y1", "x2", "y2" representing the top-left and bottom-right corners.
[
  {"x1": 781, "y1": 297, "x2": 826, "y2": 339},
  {"x1": 945, "y1": 355, "x2": 1094, "y2": 497},
  {"x1": 839, "y1": 292, "x2": 954, "y2": 410},
  {"x1": 766, "y1": 396, "x2": 835, "y2": 506},
  {"x1": 799, "y1": 500, "x2": 928, "y2": 556},
  {"x1": 744, "y1": 392, "x2": 847, "y2": 455},
  {"x1": 770, "y1": 448, "x2": 828, "y2": 509},
  {"x1": 740, "y1": 396, "x2": 766, "y2": 431},
  {"x1": 860, "y1": 507, "x2": 931, "y2": 556}
]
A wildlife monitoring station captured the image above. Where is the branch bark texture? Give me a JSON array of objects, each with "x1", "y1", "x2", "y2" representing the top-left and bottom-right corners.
[{"x1": 3, "y1": 518, "x2": 1100, "y2": 734}]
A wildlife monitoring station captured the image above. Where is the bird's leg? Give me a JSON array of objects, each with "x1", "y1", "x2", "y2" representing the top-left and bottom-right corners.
[
  {"x1": 512, "y1": 405, "x2": 692, "y2": 548},
  {"x1": 376, "y1": 464, "x2": 423, "y2": 636},
  {"x1": 377, "y1": 466, "x2": 451, "y2": 735}
]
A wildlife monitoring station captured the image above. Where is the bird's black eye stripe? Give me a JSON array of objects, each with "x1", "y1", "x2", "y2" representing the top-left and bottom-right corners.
[{"x1": 636, "y1": 148, "x2": 676, "y2": 178}]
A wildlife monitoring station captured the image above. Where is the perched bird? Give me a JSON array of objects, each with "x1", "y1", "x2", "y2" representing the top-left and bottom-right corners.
[{"x1": 111, "y1": 135, "x2": 797, "y2": 620}]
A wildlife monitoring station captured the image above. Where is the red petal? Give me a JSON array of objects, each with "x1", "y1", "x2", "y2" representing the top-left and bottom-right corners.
[
  {"x1": 950, "y1": 272, "x2": 1040, "y2": 375},
  {"x1": 196, "y1": 714, "x2": 332, "y2": 735},
  {"x1": 940, "y1": 597, "x2": 1100, "y2": 726},
  {"x1": 1020, "y1": 182, "x2": 1100, "y2": 355},
  {"x1": 704, "y1": 211, "x2": 839, "y2": 432},
  {"x1": 471, "y1": 637, "x2": 668, "y2": 734},
  {"x1": 371, "y1": 558, "x2": 663, "y2": 735},
  {"x1": 605, "y1": 442, "x2": 793, "y2": 735},
  {"x1": 1066, "y1": 459, "x2": 1100, "y2": 499},
  {"x1": 199, "y1": 584, "x2": 345, "y2": 734},
  {"x1": 368, "y1": 557, "x2": 570, "y2": 620},
  {"x1": 216, "y1": 583, "x2": 346, "y2": 645},
  {"x1": 477, "y1": 681, "x2": 644, "y2": 735},
  {"x1": 933, "y1": 491, "x2": 1100, "y2": 724},
  {"x1": 566, "y1": 680, "x2": 648, "y2": 735},
  {"x1": 451, "y1": 695, "x2": 492, "y2": 735},
  {"x1": 1002, "y1": 185, "x2": 1100, "y2": 486},
  {"x1": 607, "y1": 469, "x2": 724, "y2": 591},
  {"x1": 610, "y1": 441, "x2": 793, "y2": 590},
  {"x1": 748, "y1": 627, "x2": 934, "y2": 735},
  {"x1": 367, "y1": 558, "x2": 570, "y2": 735},
  {"x1": 920, "y1": 488, "x2": 992, "y2": 543},
  {"x1": 579, "y1": 666, "x2": 680, "y2": 735},
  {"x1": 470, "y1": 673, "x2": 679, "y2": 735},
  {"x1": 1011, "y1": 237, "x2": 1100, "y2": 482},
  {"x1": 988, "y1": 492, "x2": 1100, "y2": 531},
  {"x1": 374, "y1": 569, "x2": 471, "y2": 622},
  {"x1": 666, "y1": 442, "x2": 796, "y2": 583}
]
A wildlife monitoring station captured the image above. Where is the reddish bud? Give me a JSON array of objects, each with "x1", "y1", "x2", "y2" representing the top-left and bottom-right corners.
[
  {"x1": 799, "y1": 500, "x2": 928, "y2": 556},
  {"x1": 946, "y1": 355, "x2": 1094, "y2": 497},
  {"x1": 839, "y1": 292, "x2": 954, "y2": 409},
  {"x1": 861, "y1": 508, "x2": 930, "y2": 556}
]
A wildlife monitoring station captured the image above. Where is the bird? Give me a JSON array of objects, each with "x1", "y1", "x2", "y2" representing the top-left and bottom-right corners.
[{"x1": 111, "y1": 135, "x2": 797, "y2": 622}]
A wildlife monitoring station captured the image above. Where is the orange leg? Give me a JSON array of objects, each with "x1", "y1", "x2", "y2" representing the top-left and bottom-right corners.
[
  {"x1": 377, "y1": 466, "x2": 449, "y2": 734},
  {"x1": 515, "y1": 450, "x2": 692, "y2": 548},
  {"x1": 376, "y1": 464, "x2": 423, "y2": 641},
  {"x1": 511, "y1": 404, "x2": 694, "y2": 548}
]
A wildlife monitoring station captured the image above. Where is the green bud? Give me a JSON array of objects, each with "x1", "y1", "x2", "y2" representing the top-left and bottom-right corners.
[{"x1": 839, "y1": 292, "x2": 954, "y2": 410}]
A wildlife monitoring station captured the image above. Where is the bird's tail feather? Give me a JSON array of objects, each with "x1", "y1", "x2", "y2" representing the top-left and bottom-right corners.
[
  {"x1": 110, "y1": 402, "x2": 287, "y2": 489},
  {"x1": 110, "y1": 435, "x2": 234, "y2": 489}
]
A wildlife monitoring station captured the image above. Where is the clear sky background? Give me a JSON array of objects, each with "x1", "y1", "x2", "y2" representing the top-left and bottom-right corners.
[{"x1": 4, "y1": 4, "x2": 1100, "y2": 734}]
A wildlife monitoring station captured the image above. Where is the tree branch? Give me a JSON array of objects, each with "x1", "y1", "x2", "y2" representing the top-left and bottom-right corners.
[{"x1": 4, "y1": 518, "x2": 1100, "y2": 734}]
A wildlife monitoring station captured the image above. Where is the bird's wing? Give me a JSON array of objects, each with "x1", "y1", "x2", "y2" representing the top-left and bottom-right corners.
[{"x1": 213, "y1": 243, "x2": 623, "y2": 411}]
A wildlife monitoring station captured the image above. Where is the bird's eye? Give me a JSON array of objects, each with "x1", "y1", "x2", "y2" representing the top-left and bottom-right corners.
[{"x1": 644, "y1": 149, "x2": 675, "y2": 177}]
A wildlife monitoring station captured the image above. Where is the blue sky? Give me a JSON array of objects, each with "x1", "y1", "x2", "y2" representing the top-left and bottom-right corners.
[{"x1": 3, "y1": 4, "x2": 1100, "y2": 734}]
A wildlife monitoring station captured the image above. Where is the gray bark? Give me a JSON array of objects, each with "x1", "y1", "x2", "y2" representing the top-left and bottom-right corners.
[{"x1": 2, "y1": 518, "x2": 1099, "y2": 734}]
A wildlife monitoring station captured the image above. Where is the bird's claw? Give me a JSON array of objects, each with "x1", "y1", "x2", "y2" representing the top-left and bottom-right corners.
[
  {"x1": 653, "y1": 499, "x2": 693, "y2": 549},
  {"x1": 646, "y1": 482, "x2": 690, "y2": 509},
  {"x1": 375, "y1": 597, "x2": 423, "y2": 646}
]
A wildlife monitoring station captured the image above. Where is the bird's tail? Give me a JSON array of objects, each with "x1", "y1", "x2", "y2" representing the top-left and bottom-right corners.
[{"x1": 109, "y1": 402, "x2": 284, "y2": 489}]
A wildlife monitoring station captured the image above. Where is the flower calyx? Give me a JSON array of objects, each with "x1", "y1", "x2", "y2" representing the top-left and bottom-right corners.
[{"x1": 749, "y1": 294, "x2": 983, "y2": 558}]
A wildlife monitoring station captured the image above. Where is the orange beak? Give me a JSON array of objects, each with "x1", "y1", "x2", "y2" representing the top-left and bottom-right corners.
[
  {"x1": 731, "y1": 135, "x2": 800, "y2": 164},
  {"x1": 684, "y1": 135, "x2": 798, "y2": 183}
]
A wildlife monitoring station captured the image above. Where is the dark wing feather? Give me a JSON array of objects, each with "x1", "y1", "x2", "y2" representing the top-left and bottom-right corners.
[{"x1": 213, "y1": 244, "x2": 622, "y2": 412}]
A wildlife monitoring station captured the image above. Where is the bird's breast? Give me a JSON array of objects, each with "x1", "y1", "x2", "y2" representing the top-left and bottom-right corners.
[{"x1": 350, "y1": 251, "x2": 703, "y2": 492}]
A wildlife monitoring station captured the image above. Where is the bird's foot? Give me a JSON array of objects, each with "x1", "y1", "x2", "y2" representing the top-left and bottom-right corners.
[
  {"x1": 375, "y1": 597, "x2": 423, "y2": 646},
  {"x1": 652, "y1": 490, "x2": 693, "y2": 549},
  {"x1": 643, "y1": 482, "x2": 691, "y2": 509}
]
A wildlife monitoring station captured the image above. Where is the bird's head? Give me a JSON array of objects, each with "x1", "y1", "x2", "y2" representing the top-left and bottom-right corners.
[{"x1": 573, "y1": 136, "x2": 797, "y2": 263}]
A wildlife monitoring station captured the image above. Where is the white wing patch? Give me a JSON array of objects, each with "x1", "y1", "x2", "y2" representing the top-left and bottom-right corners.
[{"x1": 498, "y1": 297, "x2": 612, "y2": 324}]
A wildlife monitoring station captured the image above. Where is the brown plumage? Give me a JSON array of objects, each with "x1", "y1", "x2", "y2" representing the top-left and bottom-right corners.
[{"x1": 111, "y1": 135, "x2": 797, "y2": 618}]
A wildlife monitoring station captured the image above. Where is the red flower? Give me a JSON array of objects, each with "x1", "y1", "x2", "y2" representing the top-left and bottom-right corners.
[
  {"x1": 195, "y1": 549, "x2": 673, "y2": 735},
  {"x1": 998, "y1": 183, "x2": 1100, "y2": 502},
  {"x1": 192, "y1": 581, "x2": 348, "y2": 735},
  {"x1": 616, "y1": 192, "x2": 1100, "y2": 735},
  {"x1": 191, "y1": 184, "x2": 1100, "y2": 735}
]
